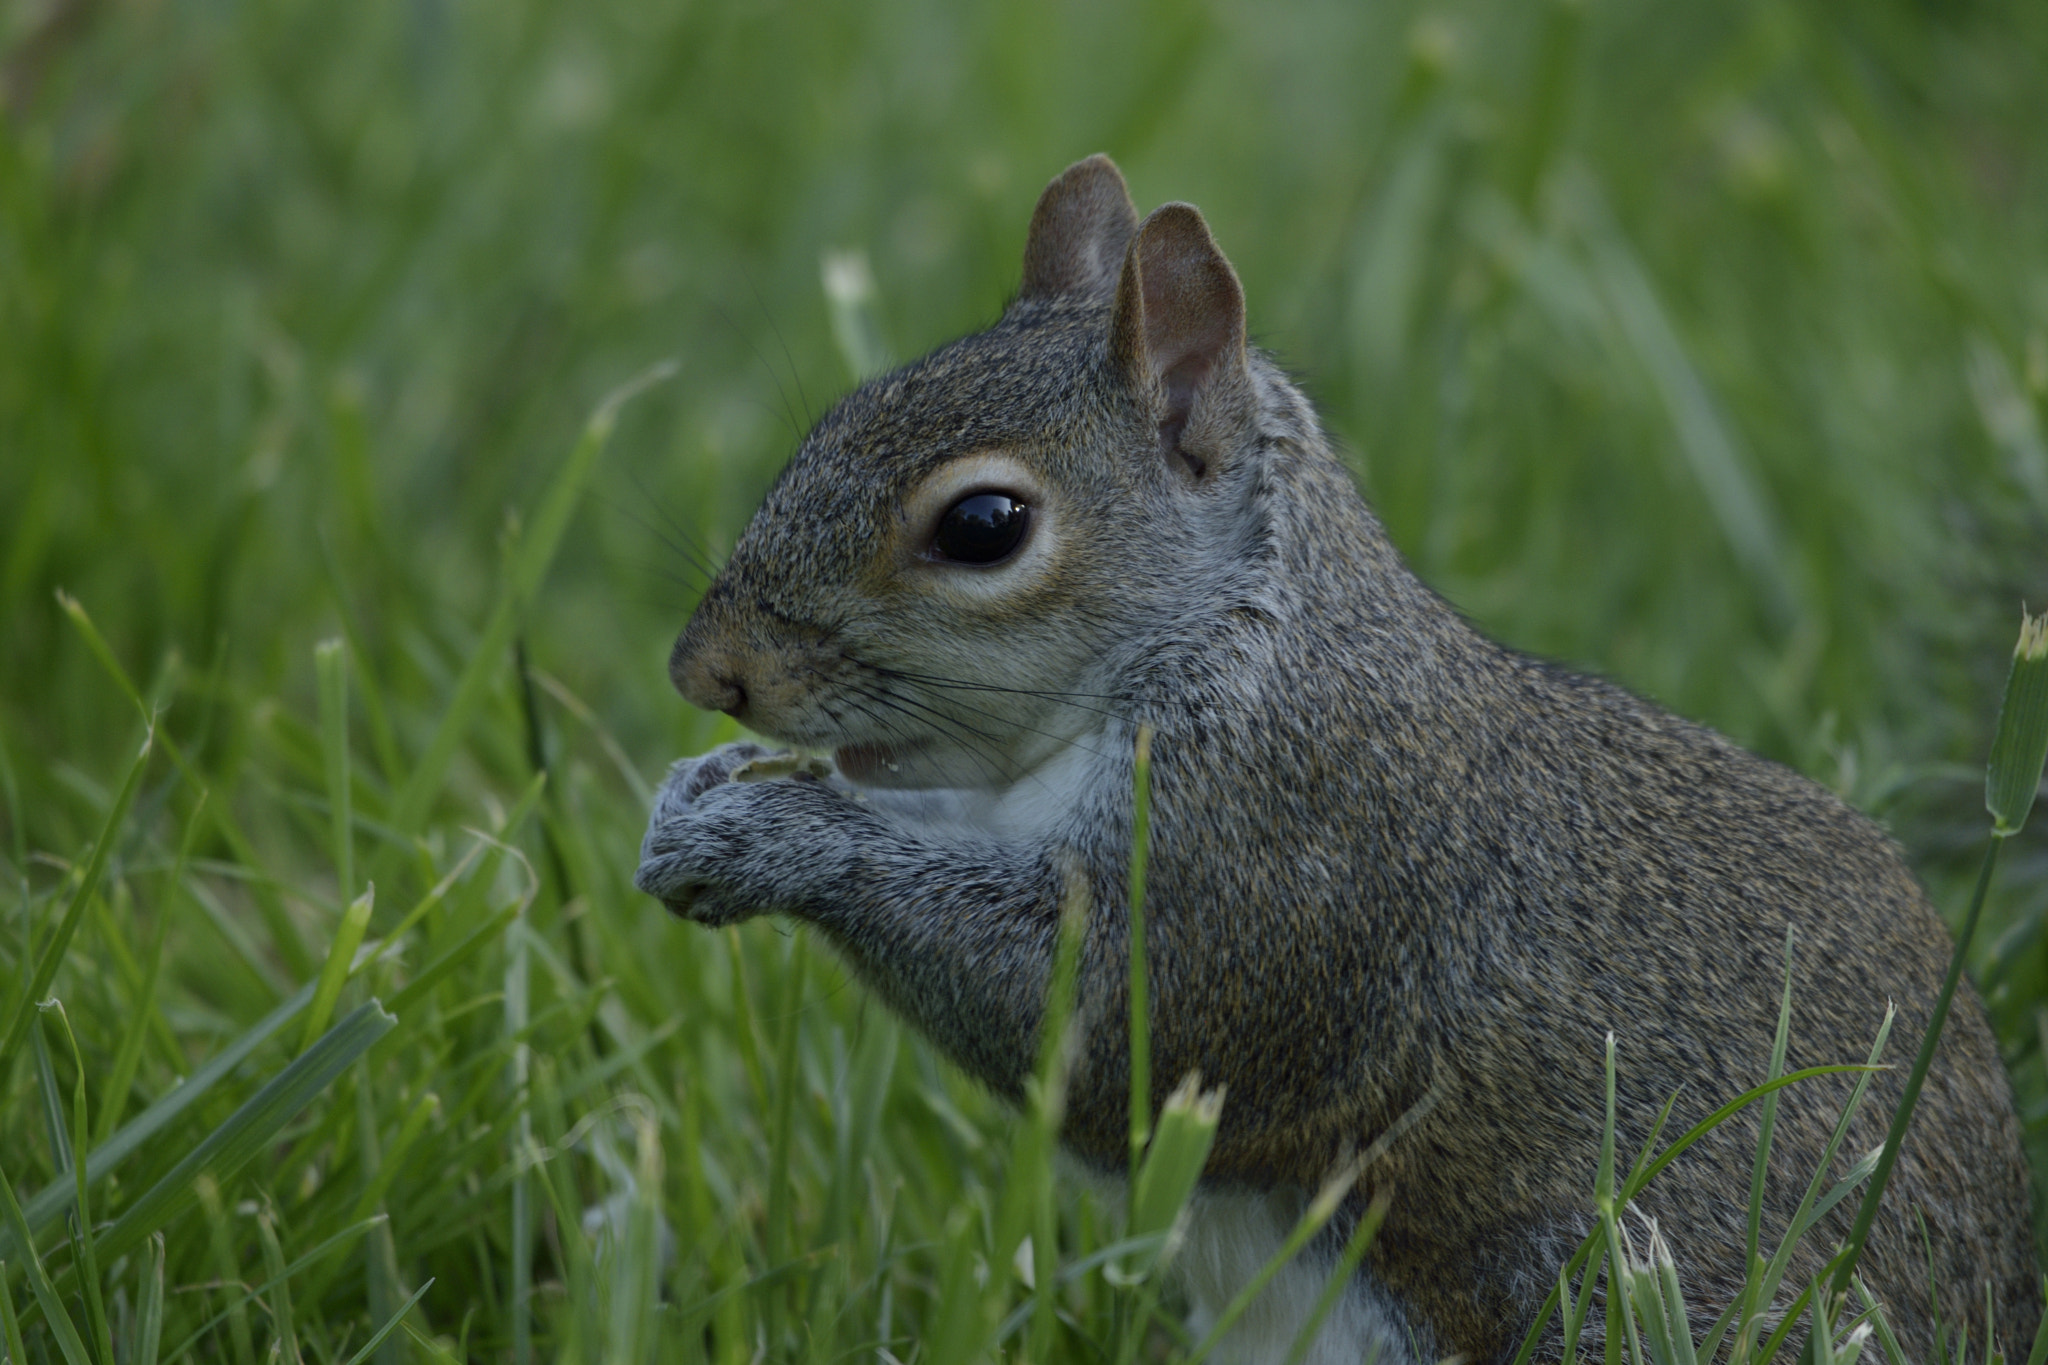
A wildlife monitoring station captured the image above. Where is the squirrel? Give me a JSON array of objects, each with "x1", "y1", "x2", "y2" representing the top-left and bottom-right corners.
[{"x1": 635, "y1": 155, "x2": 2039, "y2": 1362}]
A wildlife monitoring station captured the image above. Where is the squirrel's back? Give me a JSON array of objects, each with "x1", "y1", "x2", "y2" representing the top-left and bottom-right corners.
[{"x1": 1060, "y1": 340, "x2": 2038, "y2": 1359}]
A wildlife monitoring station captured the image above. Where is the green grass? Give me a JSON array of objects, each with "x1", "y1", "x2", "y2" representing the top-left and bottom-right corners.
[{"x1": 3, "y1": 0, "x2": 2048, "y2": 1360}]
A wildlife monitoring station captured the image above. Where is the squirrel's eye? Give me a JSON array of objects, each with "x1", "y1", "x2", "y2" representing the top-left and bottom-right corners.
[{"x1": 931, "y1": 492, "x2": 1030, "y2": 565}]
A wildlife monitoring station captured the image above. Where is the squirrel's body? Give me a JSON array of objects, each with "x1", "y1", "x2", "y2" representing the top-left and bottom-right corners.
[{"x1": 638, "y1": 157, "x2": 2038, "y2": 1361}]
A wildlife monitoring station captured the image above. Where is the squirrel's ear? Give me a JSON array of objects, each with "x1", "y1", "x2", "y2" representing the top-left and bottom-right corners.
[
  {"x1": 1019, "y1": 155, "x2": 1140, "y2": 301},
  {"x1": 1110, "y1": 203, "x2": 1252, "y2": 480}
]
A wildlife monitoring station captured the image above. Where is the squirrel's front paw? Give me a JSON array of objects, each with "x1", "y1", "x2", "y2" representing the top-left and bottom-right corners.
[
  {"x1": 654, "y1": 742, "x2": 776, "y2": 809},
  {"x1": 634, "y1": 749, "x2": 858, "y2": 927}
]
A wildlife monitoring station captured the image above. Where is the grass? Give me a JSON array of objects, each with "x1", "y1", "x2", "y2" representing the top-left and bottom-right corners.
[{"x1": 3, "y1": 0, "x2": 2048, "y2": 1360}]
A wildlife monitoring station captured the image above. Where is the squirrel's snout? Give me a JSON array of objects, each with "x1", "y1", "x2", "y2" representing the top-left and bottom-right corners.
[{"x1": 669, "y1": 630, "x2": 750, "y2": 718}]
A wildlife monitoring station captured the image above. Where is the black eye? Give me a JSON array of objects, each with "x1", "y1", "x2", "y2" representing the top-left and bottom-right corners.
[{"x1": 931, "y1": 492, "x2": 1030, "y2": 565}]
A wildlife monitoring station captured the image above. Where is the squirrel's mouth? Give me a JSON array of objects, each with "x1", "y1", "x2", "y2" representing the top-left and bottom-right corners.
[{"x1": 833, "y1": 741, "x2": 921, "y2": 785}]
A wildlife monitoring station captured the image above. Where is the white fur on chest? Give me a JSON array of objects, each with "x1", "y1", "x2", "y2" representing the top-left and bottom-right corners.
[
  {"x1": 1175, "y1": 1189, "x2": 1415, "y2": 1365},
  {"x1": 969, "y1": 728, "x2": 1108, "y2": 841},
  {"x1": 848, "y1": 728, "x2": 1108, "y2": 841}
]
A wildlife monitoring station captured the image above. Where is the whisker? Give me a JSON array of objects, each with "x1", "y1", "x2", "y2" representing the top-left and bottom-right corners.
[
  {"x1": 879, "y1": 662, "x2": 1252, "y2": 723},
  {"x1": 624, "y1": 559, "x2": 711, "y2": 594},
  {"x1": 626, "y1": 588, "x2": 704, "y2": 614},
  {"x1": 846, "y1": 686, "x2": 1014, "y2": 784},
  {"x1": 603, "y1": 493, "x2": 724, "y2": 587},
  {"x1": 843, "y1": 676, "x2": 1118, "y2": 804},
  {"x1": 743, "y1": 268, "x2": 816, "y2": 428},
  {"x1": 868, "y1": 664, "x2": 1146, "y2": 712},
  {"x1": 860, "y1": 681, "x2": 1008, "y2": 748},
  {"x1": 707, "y1": 296, "x2": 806, "y2": 446},
  {"x1": 623, "y1": 468, "x2": 727, "y2": 581},
  {"x1": 840, "y1": 684, "x2": 1019, "y2": 790},
  {"x1": 852, "y1": 661, "x2": 1121, "y2": 761},
  {"x1": 886, "y1": 679, "x2": 1117, "y2": 766}
]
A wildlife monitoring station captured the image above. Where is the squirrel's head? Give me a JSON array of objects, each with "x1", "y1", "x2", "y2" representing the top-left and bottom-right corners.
[{"x1": 668, "y1": 155, "x2": 1266, "y2": 790}]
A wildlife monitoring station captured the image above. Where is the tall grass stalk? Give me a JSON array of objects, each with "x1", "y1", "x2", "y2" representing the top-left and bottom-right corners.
[
  {"x1": 1821, "y1": 610, "x2": 2048, "y2": 1340},
  {"x1": 1129, "y1": 722, "x2": 1156, "y2": 1175}
]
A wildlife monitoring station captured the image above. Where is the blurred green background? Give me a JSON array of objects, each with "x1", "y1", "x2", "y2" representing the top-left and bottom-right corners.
[{"x1": 3, "y1": 0, "x2": 2047, "y2": 1357}]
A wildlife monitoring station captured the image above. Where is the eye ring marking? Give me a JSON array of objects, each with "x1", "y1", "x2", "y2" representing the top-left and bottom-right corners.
[{"x1": 927, "y1": 490, "x2": 1031, "y2": 566}]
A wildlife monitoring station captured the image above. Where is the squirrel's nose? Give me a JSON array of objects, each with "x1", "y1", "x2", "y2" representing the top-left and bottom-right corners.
[{"x1": 669, "y1": 632, "x2": 750, "y2": 718}]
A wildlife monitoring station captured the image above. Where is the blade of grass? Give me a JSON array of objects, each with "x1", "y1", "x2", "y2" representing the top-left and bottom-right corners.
[
  {"x1": 2025, "y1": 1276, "x2": 2048, "y2": 1365},
  {"x1": 0, "y1": 726, "x2": 152, "y2": 1076},
  {"x1": 1128, "y1": 723, "x2": 1154, "y2": 1175},
  {"x1": 508, "y1": 887, "x2": 533, "y2": 1365},
  {"x1": 1750, "y1": 925, "x2": 1797, "y2": 1267},
  {"x1": 1506, "y1": 1059, "x2": 1880, "y2": 1365},
  {"x1": 1753, "y1": 1011, "x2": 1894, "y2": 1358},
  {"x1": 383, "y1": 903, "x2": 519, "y2": 1020},
  {"x1": 1713, "y1": 926, "x2": 1798, "y2": 1364},
  {"x1": 50, "y1": 590, "x2": 150, "y2": 723},
  {"x1": 134, "y1": 1234, "x2": 164, "y2": 1365},
  {"x1": 1852, "y1": 1275, "x2": 1910, "y2": 1365},
  {"x1": 31, "y1": 1008, "x2": 70, "y2": 1180},
  {"x1": 316, "y1": 546, "x2": 406, "y2": 793},
  {"x1": 95, "y1": 790, "x2": 207, "y2": 1145},
  {"x1": 607, "y1": 1112, "x2": 664, "y2": 1365},
  {"x1": 1027, "y1": 880, "x2": 1091, "y2": 1361},
  {"x1": 2, "y1": 974, "x2": 324, "y2": 1260},
  {"x1": 987, "y1": 881, "x2": 1107, "y2": 1357},
  {"x1": 347, "y1": 1090, "x2": 440, "y2": 1226},
  {"x1": 1819, "y1": 609, "x2": 2048, "y2": 1347},
  {"x1": 254, "y1": 1204, "x2": 300, "y2": 1365},
  {"x1": 54, "y1": 591, "x2": 312, "y2": 980},
  {"x1": 1124, "y1": 1074, "x2": 1226, "y2": 1281},
  {"x1": 157, "y1": 1217, "x2": 385, "y2": 1364},
  {"x1": 0, "y1": 1160, "x2": 94, "y2": 1365},
  {"x1": 723, "y1": 924, "x2": 772, "y2": 1116},
  {"x1": 0, "y1": 717, "x2": 19, "y2": 876},
  {"x1": 763, "y1": 936, "x2": 806, "y2": 1279},
  {"x1": 398, "y1": 1315, "x2": 461, "y2": 1365},
  {"x1": 926, "y1": 1201, "x2": 997, "y2": 1365},
  {"x1": 369, "y1": 829, "x2": 493, "y2": 959},
  {"x1": 196, "y1": 1181, "x2": 255, "y2": 1365},
  {"x1": 385, "y1": 360, "x2": 676, "y2": 843},
  {"x1": 316, "y1": 638, "x2": 354, "y2": 900},
  {"x1": 45, "y1": 1003, "x2": 114, "y2": 1365},
  {"x1": 1622, "y1": 1084, "x2": 1685, "y2": 1197},
  {"x1": 1825, "y1": 846, "x2": 1994, "y2": 1311},
  {"x1": 1566, "y1": 1247, "x2": 1606, "y2": 1360},
  {"x1": 1183, "y1": 1086, "x2": 1436, "y2": 1365},
  {"x1": 1570, "y1": 171, "x2": 1796, "y2": 624},
  {"x1": 1, "y1": 1259, "x2": 34, "y2": 1365},
  {"x1": 1556, "y1": 1248, "x2": 1580, "y2": 1364},
  {"x1": 302, "y1": 887, "x2": 374, "y2": 1052},
  {"x1": 1756, "y1": 1274, "x2": 1824, "y2": 1362},
  {"x1": 1109, "y1": 726, "x2": 1164, "y2": 1365},
  {"x1": 1613, "y1": 1219, "x2": 1659, "y2": 1365},
  {"x1": 1601, "y1": 1036, "x2": 1628, "y2": 1365},
  {"x1": 358, "y1": 1064, "x2": 401, "y2": 1365},
  {"x1": 338, "y1": 1278, "x2": 436, "y2": 1365},
  {"x1": 1280, "y1": 1188, "x2": 1391, "y2": 1365},
  {"x1": 1651, "y1": 1223, "x2": 1698, "y2": 1365},
  {"x1": 821, "y1": 247, "x2": 893, "y2": 381},
  {"x1": 94, "y1": 1000, "x2": 397, "y2": 1262},
  {"x1": 1987, "y1": 609, "x2": 2048, "y2": 837}
]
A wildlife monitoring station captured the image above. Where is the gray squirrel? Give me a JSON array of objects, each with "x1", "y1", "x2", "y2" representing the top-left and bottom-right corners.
[{"x1": 635, "y1": 155, "x2": 2038, "y2": 1362}]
